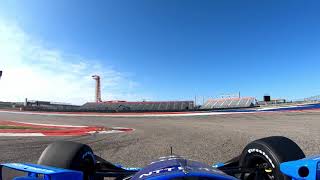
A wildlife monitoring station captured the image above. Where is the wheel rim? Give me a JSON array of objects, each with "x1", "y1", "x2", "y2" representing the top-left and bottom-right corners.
[{"x1": 242, "y1": 154, "x2": 276, "y2": 180}]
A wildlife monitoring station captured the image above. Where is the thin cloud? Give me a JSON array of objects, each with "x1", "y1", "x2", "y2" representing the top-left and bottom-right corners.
[{"x1": 0, "y1": 19, "x2": 147, "y2": 105}]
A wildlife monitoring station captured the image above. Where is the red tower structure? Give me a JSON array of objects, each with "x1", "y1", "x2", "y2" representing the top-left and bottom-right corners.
[{"x1": 92, "y1": 75, "x2": 102, "y2": 103}]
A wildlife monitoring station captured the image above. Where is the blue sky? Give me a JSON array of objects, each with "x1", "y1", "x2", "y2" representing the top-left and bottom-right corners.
[{"x1": 1, "y1": 0, "x2": 320, "y2": 104}]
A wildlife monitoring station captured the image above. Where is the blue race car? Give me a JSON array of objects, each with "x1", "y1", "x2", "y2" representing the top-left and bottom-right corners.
[{"x1": 0, "y1": 136, "x2": 317, "y2": 180}]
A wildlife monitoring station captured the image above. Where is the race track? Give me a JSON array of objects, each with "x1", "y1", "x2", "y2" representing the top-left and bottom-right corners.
[{"x1": 1, "y1": 111, "x2": 320, "y2": 168}]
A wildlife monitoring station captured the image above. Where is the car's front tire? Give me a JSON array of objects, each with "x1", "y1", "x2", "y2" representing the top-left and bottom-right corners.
[
  {"x1": 239, "y1": 136, "x2": 305, "y2": 180},
  {"x1": 38, "y1": 141, "x2": 96, "y2": 180}
]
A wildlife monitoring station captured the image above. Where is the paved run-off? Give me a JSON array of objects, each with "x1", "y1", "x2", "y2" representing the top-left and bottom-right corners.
[{"x1": 0, "y1": 110, "x2": 320, "y2": 168}]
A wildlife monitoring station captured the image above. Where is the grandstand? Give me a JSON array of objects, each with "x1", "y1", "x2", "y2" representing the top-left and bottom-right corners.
[
  {"x1": 16, "y1": 99, "x2": 195, "y2": 112},
  {"x1": 0, "y1": 101, "x2": 14, "y2": 109},
  {"x1": 201, "y1": 97, "x2": 256, "y2": 110},
  {"x1": 0, "y1": 101, "x2": 25, "y2": 109},
  {"x1": 304, "y1": 95, "x2": 320, "y2": 102},
  {"x1": 80, "y1": 101, "x2": 194, "y2": 112},
  {"x1": 23, "y1": 100, "x2": 80, "y2": 111}
]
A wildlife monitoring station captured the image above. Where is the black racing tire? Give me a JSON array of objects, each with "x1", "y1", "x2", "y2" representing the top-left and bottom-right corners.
[
  {"x1": 38, "y1": 141, "x2": 96, "y2": 180},
  {"x1": 239, "y1": 136, "x2": 305, "y2": 180}
]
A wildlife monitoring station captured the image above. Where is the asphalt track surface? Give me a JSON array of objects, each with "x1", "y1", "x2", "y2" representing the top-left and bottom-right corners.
[{"x1": 1, "y1": 111, "x2": 320, "y2": 168}]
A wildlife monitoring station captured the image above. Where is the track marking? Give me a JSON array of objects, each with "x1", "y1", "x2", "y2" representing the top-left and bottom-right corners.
[
  {"x1": 0, "y1": 133, "x2": 45, "y2": 136},
  {"x1": 0, "y1": 110, "x2": 256, "y2": 117},
  {"x1": 0, "y1": 120, "x2": 134, "y2": 136},
  {"x1": 10, "y1": 121, "x2": 88, "y2": 127}
]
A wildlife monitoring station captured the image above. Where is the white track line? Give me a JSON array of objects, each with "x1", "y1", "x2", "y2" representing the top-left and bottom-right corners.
[
  {"x1": 0, "y1": 133, "x2": 45, "y2": 136},
  {"x1": 0, "y1": 129, "x2": 133, "y2": 137},
  {"x1": 14, "y1": 121, "x2": 88, "y2": 127},
  {"x1": 88, "y1": 130, "x2": 129, "y2": 134},
  {"x1": 0, "y1": 110, "x2": 258, "y2": 117},
  {"x1": 256, "y1": 105, "x2": 308, "y2": 111}
]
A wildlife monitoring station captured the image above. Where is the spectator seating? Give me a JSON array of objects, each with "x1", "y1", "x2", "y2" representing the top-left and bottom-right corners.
[
  {"x1": 80, "y1": 101, "x2": 194, "y2": 112},
  {"x1": 201, "y1": 97, "x2": 256, "y2": 109}
]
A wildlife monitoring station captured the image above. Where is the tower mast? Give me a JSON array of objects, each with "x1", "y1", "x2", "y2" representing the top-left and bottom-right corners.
[{"x1": 92, "y1": 75, "x2": 102, "y2": 103}]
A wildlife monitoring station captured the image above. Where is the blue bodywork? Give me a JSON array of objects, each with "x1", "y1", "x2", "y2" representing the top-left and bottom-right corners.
[
  {"x1": 0, "y1": 163, "x2": 82, "y2": 180},
  {"x1": 130, "y1": 156, "x2": 237, "y2": 180},
  {"x1": 2, "y1": 155, "x2": 320, "y2": 180},
  {"x1": 280, "y1": 155, "x2": 320, "y2": 180}
]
